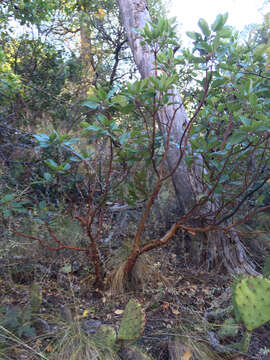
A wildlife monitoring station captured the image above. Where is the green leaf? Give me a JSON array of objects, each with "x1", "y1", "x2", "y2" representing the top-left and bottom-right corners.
[
  {"x1": 44, "y1": 172, "x2": 51, "y2": 181},
  {"x1": 82, "y1": 100, "x2": 99, "y2": 109},
  {"x1": 80, "y1": 121, "x2": 90, "y2": 129},
  {"x1": 197, "y1": 193, "x2": 207, "y2": 201},
  {"x1": 3, "y1": 209, "x2": 11, "y2": 218},
  {"x1": 11, "y1": 202, "x2": 23, "y2": 209},
  {"x1": 228, "y1": 133, "x2": 244, "y2": 145},
  {"x1": 64, "y1": 138, "x2": 79, "y2": 146},
  {"x1": 254, "y1": 43, "x2": 268, "y2": 57},
  {"x1": 33, "y1": 134, "x2": 49, "y2": 143},
  {"x1": 19, "y1": 324, "x2": 36, "y2": 338},
  {"x1": 112, "y1": 95, "x2": 128, "y2": 107},
  {"x1": 256, "y1": 194, "x2": 265, "y2": 205},
  {"x1": 240, "y1": 116, "x2": 251, "y2": 126},
  {"x1": 63, "y1": 163, "x2": 71, "y2": 171},
  {"x1": 119, "y1": 133, "x2": 130, "y2": 145},
  {"x1": 198, "y1": 18, "x2": 211, "y2": 38},
  {"x1": 49, "y1": 131, "x2": 58, "y2": 141},
  {"x1": 195, "y1": 41, "x2": 212, "y2": 53},
  {"x1": 107, "y1": 87, "x2": 118, "y2": 100},
  {"x1": 45, "y1": 159, "x2": 59, "y2": 170},
  {"x1": 186, "y1": 31, "x2": 201, "y2": 41},
  {"x1": 2, "y1": 194, "x2": 15, "y2": 202},
  {"x1": 39, "y1": 200, "x2": 46, "y2": 210},
  {"x1": 70, "y1": 156, "x2": 81, "y2": 162},
  {"x1": 218, "y1": 27, "x2": 232, "y2": 38},
  {"x1": 86, "y1": 125, "x2": 101, "y2": 132},
  {"x1": 211, "y1": 13, "x2": 228, "y2": 32},
  {"x1": 60, "y1": 264, "x2": 72, "y2": 274}
]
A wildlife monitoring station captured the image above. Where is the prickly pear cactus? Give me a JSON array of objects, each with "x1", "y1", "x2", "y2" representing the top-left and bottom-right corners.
[
  {"x1": 29, "y1": 282, "x2": 42, "y2": 314},
  {"x1": 233, "y1": 276, "x2": 270, "y2": 331},
  {"x1": 217, "y1": 317, "x2": 239, "y2": 339},
  {"x1": 117, "y1": 299, "x2": 146, "y2": 341},
  {"x1": 263, "y1": 256, "x2": 270, "y2": 278},
  {"x1": 92, "y1": 325, "x2": 117, "y2": 349}
]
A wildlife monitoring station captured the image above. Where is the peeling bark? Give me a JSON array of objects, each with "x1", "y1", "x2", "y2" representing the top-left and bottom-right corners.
[{"x1": 117, "y1": 0, "x2": 196, "y2": 212}]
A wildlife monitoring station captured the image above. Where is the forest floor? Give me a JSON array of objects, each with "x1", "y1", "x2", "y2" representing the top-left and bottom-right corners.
[{"x1": 1, "y1": 240, "x2": 270, "y2": 360}]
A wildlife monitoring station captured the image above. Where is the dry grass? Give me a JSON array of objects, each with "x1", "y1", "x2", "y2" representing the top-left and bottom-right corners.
[
  {"x1": 51, "y1": 322, "x2": 119, "y2": 360},
  {"x1": 108, "y1": 252, "x2": 160, "y2": 294}
]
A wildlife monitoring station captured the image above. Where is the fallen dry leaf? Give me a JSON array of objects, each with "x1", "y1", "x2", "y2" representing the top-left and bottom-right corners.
[
  {"x1": 82, "y1": 309, "x2": 89, "y2": 317},
  {"x1": 171, "y1": 308, "x2": 180, "y2": 315},
  {"x1": 161, "y1": 302, "x2": 170, "y2": 312},
  {"x1": 181, "y1": 348, "x2": 192, "y2": 360},
  {"x1": 114, "y1": 309, "x2": 124, "y2": 315},
  {"x1": 45, "y1": 344, "x2": 53, "y2": 352}
]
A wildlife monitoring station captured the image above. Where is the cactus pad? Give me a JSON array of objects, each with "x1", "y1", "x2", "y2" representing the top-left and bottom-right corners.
[
  {"x1": 263, "y1": 256, "x2": 270, "y2": 278},
  {"x1": 29, "y1": 283, "x2": 42, "y2": 314},
  {"x1": 233, "y1": 277, "x2": 270, "y2": 331},
  {"x1": 217, "y1": 318, "x2": 239, "y2": 339},
  {"x1": 92, "y1": 325, "x2": 117, "y2": 349},
  {"x1": 117, "y1": 299, "x2": 146, "y2": 341}
]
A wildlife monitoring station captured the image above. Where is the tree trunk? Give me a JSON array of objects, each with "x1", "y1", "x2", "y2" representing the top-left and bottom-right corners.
[
  {"x1": 117, "y1": 0, "x2": 257, "y2": 275},
  {"x1": 80, "y1": 14, "x2": 95, "y2": 97}
]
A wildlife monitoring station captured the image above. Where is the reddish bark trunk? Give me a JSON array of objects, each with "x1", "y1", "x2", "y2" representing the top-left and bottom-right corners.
[{"x1": 117, "y1": 0, "x2": 257, "y2": 276}]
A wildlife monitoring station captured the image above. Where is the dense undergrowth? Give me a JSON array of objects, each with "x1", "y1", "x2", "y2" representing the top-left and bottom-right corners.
[
  {"x1": 1, "y1": 1, "x2": 270, "y2": 358},
  {"x1": 1, "y1": 181, "x2": 270, "y2": 359}
]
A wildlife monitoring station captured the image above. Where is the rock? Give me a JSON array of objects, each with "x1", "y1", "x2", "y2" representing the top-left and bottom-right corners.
[
  {"x1": 82, "y1": 319, "x2": 102, "y2": 335},
  {"x1": 33, "y1": 317, "x2": 50, "y2": 335}
]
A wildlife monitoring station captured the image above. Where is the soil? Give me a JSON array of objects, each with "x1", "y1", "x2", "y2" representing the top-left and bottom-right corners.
[{"x1": 1, "y1": 245, "x2": 270, "y2": 360}]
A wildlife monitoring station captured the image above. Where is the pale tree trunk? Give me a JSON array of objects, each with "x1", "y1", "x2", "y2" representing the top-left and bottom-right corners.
[
  {"x1": 117, "y1": 0, "x2": 257, "y2": 274},
  {"x1": 80, "y1": 15, "x2": 95, "y2": 97}
]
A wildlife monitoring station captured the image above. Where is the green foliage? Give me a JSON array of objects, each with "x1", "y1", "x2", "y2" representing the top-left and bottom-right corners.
[
  {"x1": 0, "y1": 36, "x2": 70, "y2": 127},
  {"x1": 0, "y1": 193, "x2": 30, "y2": 219},
  {"x1": 180, "y1": 14, "x2": 270, "y2": 222},
  {"x1": 0, "y1": 281, "x2": 42, "y2": 341},
  {"x1": 0, "y1": 283, "x2": 46, "y2": 360},
  {"x1": 0, "y1": 306, "x2": 36, "y2": 339},
  {"x1": 30, "y1": 130, "x2": 85, "y2": 204},
  {"x1": 211, "y1": 13, "x2": 228, "y2": 32},
  {"x1": 139, "y1": 17, "x2": 179, "y2": 49},
  {"x1": 1, "y1": 0, "x2": 270, "y2": 297},
  {"x1": 1, "y1": 0, "x2": 59, "y2": 26},
  {"x1": 0, "y1": 50, "x2": 22, "y2": 103},
  {"x1": 198, "y1": 18, "x2": 211, "y2": 38}
]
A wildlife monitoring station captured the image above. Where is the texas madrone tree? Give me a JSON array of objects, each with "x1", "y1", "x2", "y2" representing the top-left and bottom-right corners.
[{"x1": 2, "y1": 0, "x2": 270, "y2": 290}]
